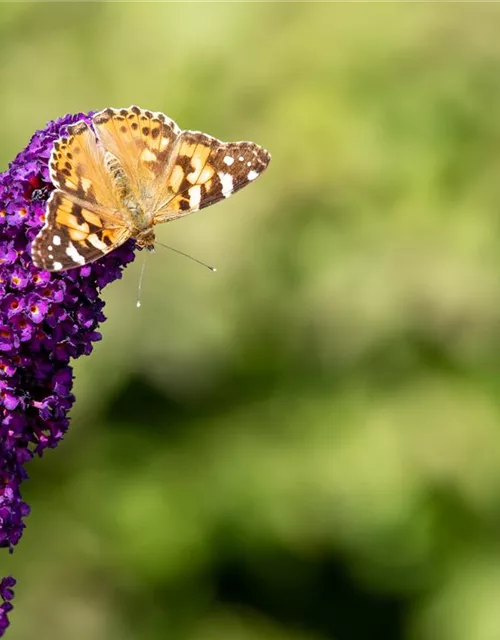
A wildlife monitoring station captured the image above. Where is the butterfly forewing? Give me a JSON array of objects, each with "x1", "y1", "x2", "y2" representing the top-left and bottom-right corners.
[
  {"x1": 31, "y1": 191, "x2": 130, "y2": 271},
  {"x1": 153, "y1": 132, "x2": 271, "y2": 222}
]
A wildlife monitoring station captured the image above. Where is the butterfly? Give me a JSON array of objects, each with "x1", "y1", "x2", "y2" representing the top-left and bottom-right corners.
[{"x1": 31, "y1": 106, "x2": 271, "y2": 271}]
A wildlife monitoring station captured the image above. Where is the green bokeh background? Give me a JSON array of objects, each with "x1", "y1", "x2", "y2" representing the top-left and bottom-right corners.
[{"x1": 3, "y1": 2, "x2": 500, "y2": 639}]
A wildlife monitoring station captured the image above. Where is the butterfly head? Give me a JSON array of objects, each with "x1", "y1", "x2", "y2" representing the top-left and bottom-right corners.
[{"x1": 135, "y1": 228, "x2": 156, "y2": 251}]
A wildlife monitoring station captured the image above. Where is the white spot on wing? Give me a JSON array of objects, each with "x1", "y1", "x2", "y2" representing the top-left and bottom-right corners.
[
  {"x1": 218, "y1": 172, "x2": 233, "y2": 197},
  {"x1": 141, "y1": 148, "x2": 157, "y2": 163},
  {"x1": 189, "y1": 185, "x2": 202, "y2": 210},
  {"x1": 238, "y1": 156, "x2": 244, "y2": 162},
  {"x1": 66, "y1": 241, "x2": 86, "y2": 265},
  {"x1": 247, "y1": 170, "x2": 259, "y2": 181},
  {"x1": 53, "y1": 261, "x2": 63, "y2": 271},
  {"x1": 223, "y1": 156, "x2": 234, "y2": 166},
  {"x1": 53, "y1": 235, "x2": 61, "y2": 246},
  {"x1": 88, "y1": 235, "x2": 108, "y2": 251},
  {"x1": 47, "y1": 246, "x2": 53, "y2": 251}
]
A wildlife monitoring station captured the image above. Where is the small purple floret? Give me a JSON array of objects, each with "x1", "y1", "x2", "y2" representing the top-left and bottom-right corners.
[{"x1": 0, "y1": 111, "x2": 136, "y2": 635}]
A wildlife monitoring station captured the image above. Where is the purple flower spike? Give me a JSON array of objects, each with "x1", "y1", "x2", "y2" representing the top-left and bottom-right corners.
[
  {"x1": 0, "y1": 577, "x2": 15, "y2": 635},
  {"x1": 0, "y1": 111, "x2": 136, "y2": 635}
]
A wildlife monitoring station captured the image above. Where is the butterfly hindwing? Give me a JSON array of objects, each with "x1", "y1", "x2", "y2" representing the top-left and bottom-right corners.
[
  {"x1": 92, "y1": 106, "x2": 181, "y2": 213},
  {"x1": 49, "y1": 120, "x2": 121, "y2": 212},
  {"x1": 31, "y1": 190, "x2": 130, "y2": 271},
  {"x1": 153, "y1": 132, "x2": 271, "y2": 222}
]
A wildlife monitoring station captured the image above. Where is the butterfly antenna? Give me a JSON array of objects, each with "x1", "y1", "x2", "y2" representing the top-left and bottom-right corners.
[
  {"x1": 136, "y1": 254, "x2": 148, "y2": 308},
  {"x1": 154, "y1": 240, "x2": 217, "y2": 272}
]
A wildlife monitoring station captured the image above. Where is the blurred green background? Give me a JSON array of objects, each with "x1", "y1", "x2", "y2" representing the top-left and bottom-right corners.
[{"x1": 4, "y1": 2, "x2": 500, "y2": 639}]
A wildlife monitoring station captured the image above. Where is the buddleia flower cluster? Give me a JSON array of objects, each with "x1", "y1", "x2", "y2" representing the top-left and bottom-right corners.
[{"x1": 0, "y1": 111, "x2": 136, "y2": 635}]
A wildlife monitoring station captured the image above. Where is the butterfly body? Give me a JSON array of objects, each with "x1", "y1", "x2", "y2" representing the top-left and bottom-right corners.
[
  {"x1": 31, "y1": 106, "x2": 270, "y2": 271},
  {"x1": 104, "y1": 152, "x2": 155, "y2": 246}
]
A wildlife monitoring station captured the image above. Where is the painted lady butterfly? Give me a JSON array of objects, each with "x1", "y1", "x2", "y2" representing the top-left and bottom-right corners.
[{"x1": 31, "y1": 106, "x2": 270, "y2": 271}]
